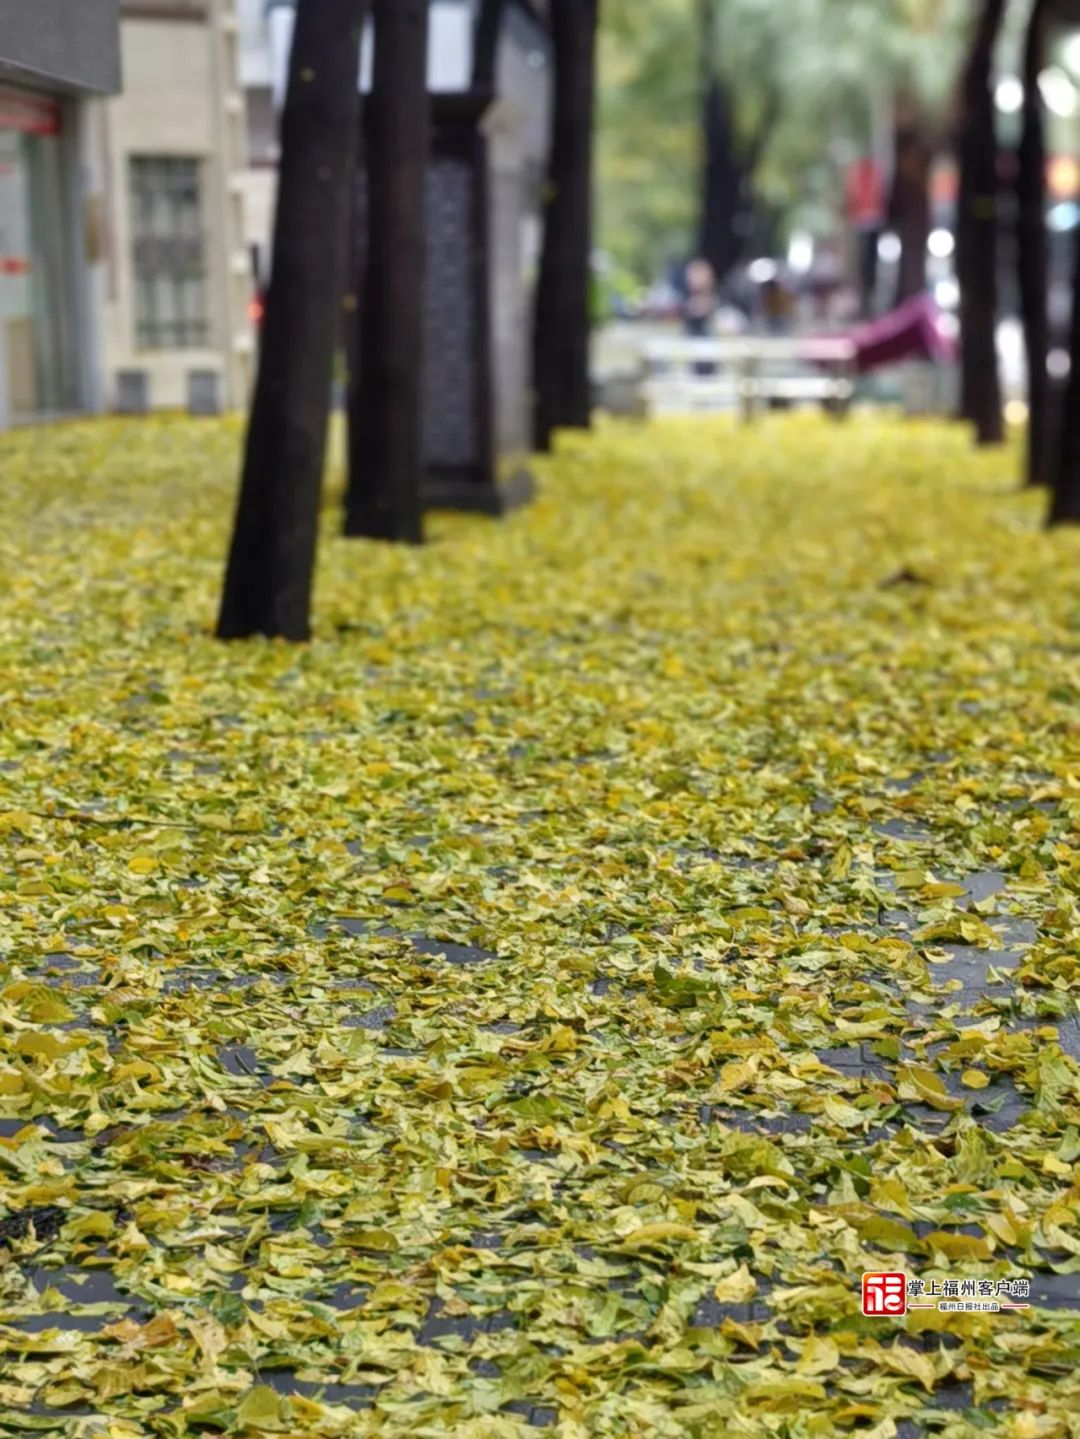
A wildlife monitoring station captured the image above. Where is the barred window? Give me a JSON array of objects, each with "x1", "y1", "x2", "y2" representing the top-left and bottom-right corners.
[{"x1": 129, "y1": 157, "x2": 209, "y2": 350}]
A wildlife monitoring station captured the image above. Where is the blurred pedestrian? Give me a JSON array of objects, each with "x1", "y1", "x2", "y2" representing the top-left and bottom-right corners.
[
  {"x1": 761, "y1": 274, "x2": 795, "y2": 335},
  {"x1": 683, "y1": 257, "x2": 717, "y2": 337}
]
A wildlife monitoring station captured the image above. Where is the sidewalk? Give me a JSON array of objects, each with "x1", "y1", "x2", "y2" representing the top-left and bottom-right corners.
[{"x1": 0, "y1": 412, "x2": 1078, "y2": 1435}]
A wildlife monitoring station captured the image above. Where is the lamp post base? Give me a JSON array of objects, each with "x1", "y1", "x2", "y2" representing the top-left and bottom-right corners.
[{"x1": 423, "y1": 466, "x2": 534, "y2": 516}]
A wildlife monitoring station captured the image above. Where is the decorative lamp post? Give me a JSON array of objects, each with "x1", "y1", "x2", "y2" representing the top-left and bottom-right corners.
[
  {"x1": 267, "y1": 0, "x2": 549, "y2": 515},
  {"x1": 353, "y1": 0, "x2": 533, "y2": 513},
  {"x1": 266, "y1": 0, "x2": 297, "y2": 113}
]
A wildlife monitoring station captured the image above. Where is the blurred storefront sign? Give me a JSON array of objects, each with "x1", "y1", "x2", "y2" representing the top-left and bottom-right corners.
[
  {"x1": 0, "y1": 1, "x2": 120, "y2": 429},
  {"x1": 0, "y1": 88, "x2": 78, "y2": 423},
  {"x1": 845, "y1": 158, "x2": 886, "y2": 228}
]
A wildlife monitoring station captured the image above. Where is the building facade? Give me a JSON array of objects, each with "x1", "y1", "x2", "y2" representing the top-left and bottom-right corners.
[
  {"x1": 0, "y1": 0, "x2": 549, "y2": 431},
  {"x1": 91, "y1": 0, "x2": 254, "y2": 413},
  {"x1": 0, "y1": 0, "x2": 119, "y2": 428}
]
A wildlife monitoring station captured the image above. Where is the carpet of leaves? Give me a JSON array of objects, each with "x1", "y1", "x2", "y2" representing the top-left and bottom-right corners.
[{"x1": 1, "y1": 414, "x2": 1080, "y2": 1438}]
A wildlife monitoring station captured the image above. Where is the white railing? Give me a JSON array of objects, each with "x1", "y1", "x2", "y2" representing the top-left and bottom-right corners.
[{"x1": 637, "y1": 335, "x2": 858, "y2": 420}]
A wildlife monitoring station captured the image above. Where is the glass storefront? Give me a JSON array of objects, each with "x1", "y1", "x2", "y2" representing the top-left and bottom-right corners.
[{"x1": 0, "y1": 87, "x2": 77, "y2": 423}]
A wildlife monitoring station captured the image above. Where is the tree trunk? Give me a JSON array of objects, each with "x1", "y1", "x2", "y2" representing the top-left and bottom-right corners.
[
  {"x1": 699, "y1": 77, "x2": 746, "y2": 285},
  {"x1": 889, "y1": 116, "x2": 932, "y2": 306},
  {"x1": 1018, "y1": 0, "x2": 1052, "y2": 486},
  {"x1": 695, "y1": 0, "x2": 746, "y2": 285},
  {"x1": 218, "y1": 0, "x2": 366, "y2": 641},
  {"x1": 532, "y1": 0, "x2": 598, "y2": 452},
  {"x1": 472, "y1": 0, "x2": 504, "y2": 91},
  {"x1": 1049, "y1": 229, "x2": 1080, "y2": 522},
  {"x1": 956, "y1": 0, "x2": 1005, "y2": 445},
  {"x1": 345, "y1": 0, "x2": 429, "y2": 543}
]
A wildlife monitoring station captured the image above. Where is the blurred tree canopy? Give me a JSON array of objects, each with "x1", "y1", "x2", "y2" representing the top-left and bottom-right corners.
[{"x1": 597, "y1": 0, "x2": 986, "y2": 284}]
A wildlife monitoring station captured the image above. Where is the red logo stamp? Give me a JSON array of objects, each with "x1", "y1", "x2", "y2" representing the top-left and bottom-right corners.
[{"x1": 862, "y1": 1272, "x2": 907, "y2": 1317}]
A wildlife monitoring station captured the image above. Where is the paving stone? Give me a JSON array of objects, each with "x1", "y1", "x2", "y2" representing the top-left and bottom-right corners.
[
  {"x1": 504, "y1": 1403, "x2": 558, "y2": 1428},
  {"x1": 323, "y1": 1283, "x2": 369, "y2": 1311},
  {"x1": 262, "y1": 1372, "x2": 379, "y2": 1406},
  {"x1": 341, "y1": 1005, "x2": 396, "y2": 1031},
  {"x1": 816, "y1": 1045, "x2": 893, "y2": 1081},
  {"x1": 418, "y1": 1296, "x2": 516, "y2": 1345},
  {"x1": 960, "y1": 870, "x2": 1007, "y2": 903},
  {"x1": 702, "y1": 1106, "x2": 815, "y2": 1135},
  {"x1": 873, "y1": 819, "x2": 935, "y2": 843},
  {"x1": 410, "y1": 936, "x2": 497, "y2": 965},
  {"x1": 217, "y1": 1044, "x2": 265, "y2": 1080},
  {"x1": 1027, "y1": 1272, "x2": 1080, "y2": 1310},
  {"x1": 21, "y1": 1266, "x2": 133, "y2": 1308}
]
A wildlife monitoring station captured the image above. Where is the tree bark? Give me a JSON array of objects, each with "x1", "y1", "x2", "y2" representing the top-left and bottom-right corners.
[
  {"x1": 956, "y1": 0, "x2": 1005, "y2": 445},
  {"x1": 472, "y1": 0, "x2": 505, "y2": 91},
  {"x1": 345, "y1": 0, "x2": 429, "y2": 542},
  {"x1": 889, "y1": 115, "x2": 932, "y2": 306},
  {"x1": 218, "y1": 0, "x2": 366, "y2": 641},
  {"x1": 1049, "y1": 228, "x2": 1080, "y2": 522},
  {"x1": 1018, "y1": 0, "x2": 1052, "y2": 486},
  {"x1": 532, "y1": 0, "x2": 598, "y2": 452}
]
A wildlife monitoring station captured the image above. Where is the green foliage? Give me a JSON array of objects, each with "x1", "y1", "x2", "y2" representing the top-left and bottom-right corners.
[{"x1": 597, "y1": 0, "x2": 985, "y2": 280}]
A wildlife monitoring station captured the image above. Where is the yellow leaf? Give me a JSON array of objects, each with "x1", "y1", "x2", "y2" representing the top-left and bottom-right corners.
[
  {"x1": 797, "y1": 1334, "x2": 839, "y2": 1375},
  {"x1": 236, "y1": 1385, "x2": 289, "y2": 1430},
  {"x1": 961, "y1": 1068, "x2": 990, "y2": 1089},
  {"x1": 922, "y1": 1230, "x2": 991, "y2": 1260},
  {"x1": 718, "y1": 1057, "x2": 759, "y2": 1093},
  {"x1": 823, "y1": 1095, "x2": 864, "y2": 1128},
  {"x1": 1042, "y1": 1154, "x2": 1074, "y2": 1178},
  {"x1": 713, "y1": 1263, "x2": 757, "y2": 1303},
  {"x1": 879, "y1": 1342, "x2": 936, "y2": 1392},
  {"x1": 828, "y1": 844, "x2": 852, "y2": 881},
  {"x1": 921, "y1": 882, "x2": 966, "y2": 899},
  {"x1": 985, "y1": 1212, "x2": 1018, "y2": 1246},
  {"x1": 895, "y1": 869, "x2": 932, "y2": 890},
  {"x1": 896, "y1": 1064, "x2": 962, "y2": 1111},
  {"x1": 621, "y1": 1222, "x2": 699, "y2": 1249}
]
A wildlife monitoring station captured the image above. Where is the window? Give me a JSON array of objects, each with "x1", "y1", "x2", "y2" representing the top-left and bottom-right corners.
[{"x1": 129, "y1": 157, "x2": 208, "y2": 350}]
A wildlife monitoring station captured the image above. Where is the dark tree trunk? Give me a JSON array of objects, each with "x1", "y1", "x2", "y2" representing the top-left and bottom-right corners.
[
  {"x1": 532, "y1": 0, "x2": 598, "y2": 452},
  {"x1": 694, "y1": 0, "x2": 777, "y2": 290},
  {"x1": 1049, "y1": 229, "x2": 1080, "y2": 523},
  {"x1": 699, "y1": 77, "x2": 746, "y2": 285},
  {"x1": 1018, "y1": 0, "x2": 1052, "y2": 486},
  {"x1": 345, "y1": 0, "x2": 429, "y2": 543},
  {"x1": 956, "y1": 0, "x2": 1005, "y2": 445},
  {"x1": 218, "y1": 0, "x2": 366, "y2": 641},
  {"x1": 473, "y1": 0, "x2": 505, "y2": 90},
  {"x1": 889, "y1": 117, "x2": 932, "y2": 306},
  {"x1": 696, "y1": 0, "x2": 742, "y2": 285}
]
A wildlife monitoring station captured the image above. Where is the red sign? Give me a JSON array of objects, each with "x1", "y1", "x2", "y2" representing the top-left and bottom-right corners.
[
  {"x1": 0, "y1": 89, "x2": 61, "y2": 138},
  {"x1": 862, "y1": 1272, "x2": 908, "y2": 1317}
]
